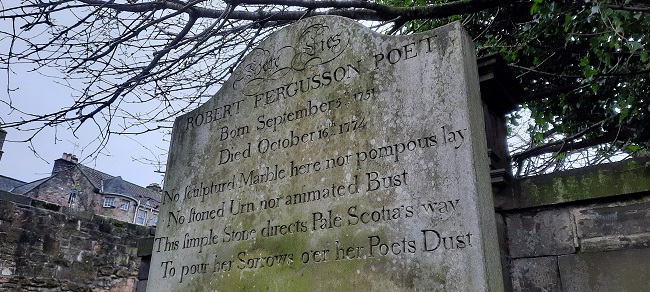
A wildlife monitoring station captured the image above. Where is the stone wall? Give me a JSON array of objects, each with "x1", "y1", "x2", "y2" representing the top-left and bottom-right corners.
[
  {"x1": 496, "y1": 157, "x2": 650, "y2": 291},
  {"x1": 134, "y1": 157, "x2": 650, "y2": 292},
  {"x1": 0, "y1": 191, "x2": 153, "y2": 291},
  {"x1": 3, "y1": 160, "x2": 648, "y2": 291}
]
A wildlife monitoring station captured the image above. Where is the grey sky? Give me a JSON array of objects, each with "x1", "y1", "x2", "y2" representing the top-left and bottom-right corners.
[{"x1": 1, "y1": 64, "x2": 168, "y2": 187}]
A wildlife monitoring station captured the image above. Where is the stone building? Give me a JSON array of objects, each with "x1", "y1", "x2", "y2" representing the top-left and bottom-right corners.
[{"x1": 9, "y1": 153, "x2": 160, "y2": 226}]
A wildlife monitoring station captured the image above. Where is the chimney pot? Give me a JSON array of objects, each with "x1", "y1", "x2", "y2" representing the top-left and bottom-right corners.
[{"x1": 146, "y1": 183, "x2": 162, "y2": 193}]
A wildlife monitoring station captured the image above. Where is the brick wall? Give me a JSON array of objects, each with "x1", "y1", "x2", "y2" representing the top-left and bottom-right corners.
[{"x1": 0, "y1": 191, "x2": 154, "y2": 291}]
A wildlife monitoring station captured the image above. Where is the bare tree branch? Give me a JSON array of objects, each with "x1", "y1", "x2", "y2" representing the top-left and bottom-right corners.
[
  {"x1": 511, "y1": 117, "x2": 625, "y2": 164},
  {"x1": 1, "y1": 0, "x2": 648, "y2": 176}
]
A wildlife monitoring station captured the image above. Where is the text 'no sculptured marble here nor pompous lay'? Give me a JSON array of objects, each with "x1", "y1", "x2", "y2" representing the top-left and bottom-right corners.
[{"x1": 149, "y1": 15, "x2": 503, "y2": 291}]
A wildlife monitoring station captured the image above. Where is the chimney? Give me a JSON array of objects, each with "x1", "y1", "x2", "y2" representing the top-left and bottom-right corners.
[
  {"x1": 146, "y1": 183, "x2": 162, "y2": 193},
  {"x1": 53, "y1": 152, "x2": 76, "y2": 174}
]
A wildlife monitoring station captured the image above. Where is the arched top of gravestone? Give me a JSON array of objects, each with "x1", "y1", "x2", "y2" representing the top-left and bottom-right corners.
[
  {"x1": 214, "y1": 15, "x2": 460, "y2": 102},
  {"x1": 171, "y1": 16, "x2": 464, "y2": 136}
]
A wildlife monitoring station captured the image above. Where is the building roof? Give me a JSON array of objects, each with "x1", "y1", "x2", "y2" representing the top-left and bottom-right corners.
[
  {"x1": 10, "y1": 158, "x2": 161, "y2": 206},
  {"x1": 0, "y1": 174, "x2": 26, "y2": 192},
  {"x1": 10, "y1": 177, "x2": 50, "y2": 195},
  {"x1": 100, "y1": 175, "x2": 161, "y2": 205},
  {"x1": 76, "y1": 162, "x2": 161, "y2": 205}
]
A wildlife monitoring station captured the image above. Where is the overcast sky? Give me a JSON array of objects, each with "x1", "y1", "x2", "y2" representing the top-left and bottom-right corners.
[{"x1": 0, "y1": 64, "x2": 169, "y2": 188}]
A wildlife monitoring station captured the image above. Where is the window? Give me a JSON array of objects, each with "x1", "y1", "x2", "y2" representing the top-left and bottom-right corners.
[
  {"x1": 103, "y1": 197, "x2": 115, "y2": 208},
  {"x1": 136, "y1": 209, "x2": 147, "y2": 225},
  {"x1": 120, "y1": 201, "x2": 130, "y2": 211},
  {"x1": 150, "y1": 214, "x2": 158, "y2": 227}
]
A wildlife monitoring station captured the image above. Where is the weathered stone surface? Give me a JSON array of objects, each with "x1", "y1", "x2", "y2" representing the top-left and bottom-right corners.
[
  {"x1": 502, "y1": 157, "x2": 650, "y2": 210},
  {"x1": 505, "y1": 208, "x2": 576, "y2": 258},
  {"x1": 137, "y1": 237, "x2": 155, "y2": 257},
  {"x1": 136, "y1": 279, "x2": 148, "y2": 292},
  {"x1": 495, "y1": 213, "x2": 514, "y2": 291},
  {"x1": 151, "y1": 16, "x2": 502, "y2": 291},
  {"x1": 0, "y1": 198, "x2": 153, "y2": 291},
  {"x1": 558, "y1": 248, "x2": 650, "y2": 291},
  {"x1": 575, "y1": 200, "x2": 650, "y2": 252},
  {"x1": 0, "y1": 191, "x2": 32, "y2": 206},
  {"x1": 510, "y1": 256, "x2": 560, "y2": 292}
]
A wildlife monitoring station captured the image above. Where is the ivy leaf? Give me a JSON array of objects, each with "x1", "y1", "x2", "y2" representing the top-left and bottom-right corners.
[
  {"x1": 530, "y1": 0, "x2": 544, "y2": 14},
  {"x1": 583, "y1": 66, "x2": 597, "y2": 79},
  {"x1": 641, "y1": 52, "x2": 649, "y2": 63},
  {"x1": 564, "y1": 14, "x2": 573, "y2": 31},
  {"x1": 580, "y1": 55, "x2": 590, "y2": 67},
  {"x1": 619, "y1": 107, "x2": 630, "y2": 122},
  {"x1": 591, "y1": 84, "x2": 599, "y2": 94},
  {"x1": 628, "y1": 41, "x2": 643, "y2": 52}
]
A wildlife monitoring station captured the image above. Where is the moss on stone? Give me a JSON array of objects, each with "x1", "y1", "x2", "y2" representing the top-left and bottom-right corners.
[{"x1": 507, "y1": 158, "x2": 650, "y2": 209}]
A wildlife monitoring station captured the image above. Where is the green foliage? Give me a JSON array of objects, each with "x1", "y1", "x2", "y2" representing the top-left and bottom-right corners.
[
  {"x1": 112, "y1": 221, "x2": 126, "y2": 228},
  {"x1": 381, "y1": 0, "x2": 650, "y2": 170}
]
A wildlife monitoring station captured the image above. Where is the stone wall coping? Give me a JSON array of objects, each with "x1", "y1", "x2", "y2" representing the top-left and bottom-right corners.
[
  {"x1": 497, "y1": 157, "x2": 650, "y2": 210},
  {"x1": 0, "y1": 190, "x2": 32, "y2": 205},
  {"x1": 0, "y1": 193, "x2": 155, "y2": 235}
]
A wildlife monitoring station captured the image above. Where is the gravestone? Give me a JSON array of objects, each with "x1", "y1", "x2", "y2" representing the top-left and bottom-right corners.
[{"x1": 149, "y1": 16, "x2": 503, "y2": 291}]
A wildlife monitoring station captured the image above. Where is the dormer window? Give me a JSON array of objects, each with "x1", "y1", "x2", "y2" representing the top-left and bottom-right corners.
[
  {"x1": 120, "y1": 201, "x2": 130, "y2": 211},
  {"x1": 103, "y1": 197, "x2": 115, "y2": 208}
]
